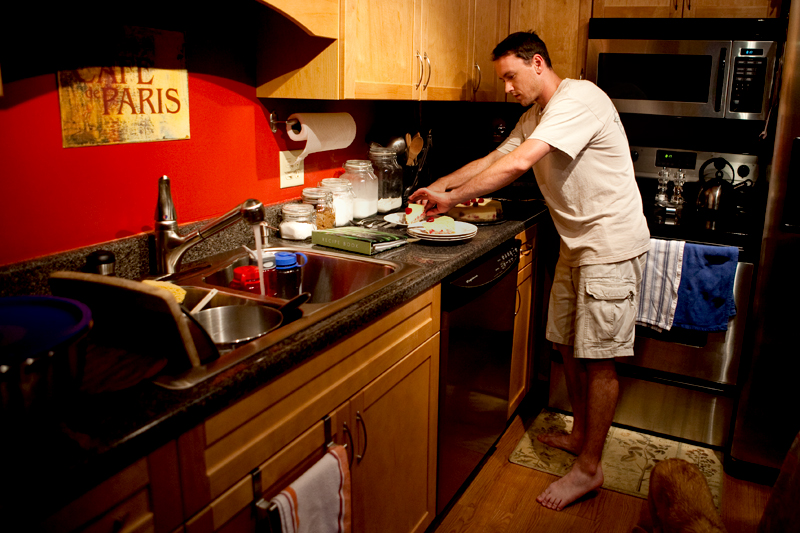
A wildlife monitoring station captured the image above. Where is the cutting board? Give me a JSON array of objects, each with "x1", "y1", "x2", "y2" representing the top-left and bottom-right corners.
[{"x1": 49, "y1": 272, "x2": 207, "y2": 372}]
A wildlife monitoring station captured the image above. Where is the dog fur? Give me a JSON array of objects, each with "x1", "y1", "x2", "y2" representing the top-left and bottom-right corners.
[{"x1": 635, "y1": 458, "x2": 727, "y2": 533}]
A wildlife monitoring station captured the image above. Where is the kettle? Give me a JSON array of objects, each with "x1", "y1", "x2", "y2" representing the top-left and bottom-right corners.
[{"x1": 696, "y1": 157, "x2": 736, "y2": 221}]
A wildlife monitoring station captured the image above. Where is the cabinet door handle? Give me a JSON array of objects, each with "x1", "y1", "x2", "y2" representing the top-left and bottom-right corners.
[
  {"x1": 515, "y1": 288, "x2": 521, "y2": 316},
  {"x1": 342, "y1": 421, "x2": 354, "y2": 469},
  {"x1": 686, "y1": 0, "x2": 691, "y2": 10},
  {"x1": 423, "y1": 53, "x2": 432, "y2": 91},
  {"x1": 520, "y1": 243, "x2": 533, "y2": 257},
  {"x1": 473, "y1": 63, "x2": 482, "y2": 94},
  {"x1": 416, "y1": 51, "x2": 424, "y2": 89},
  {"x1": 674, "y1": 0, "x2": 679, "y2": 10},
  {"x1": 356, "y1": 411, "x2": 368, "y2": 463}
]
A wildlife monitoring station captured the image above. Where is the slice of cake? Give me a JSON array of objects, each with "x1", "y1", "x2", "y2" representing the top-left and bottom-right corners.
[
  {"x1": 421, "y1": 215, "x2": 456, "y2": 235},
  {"x1": 405, "y1": 203, "x2": 425, "y2": 224},
  {"x1": 447, "y1": 197, "x2": 503, "y2": 222}
]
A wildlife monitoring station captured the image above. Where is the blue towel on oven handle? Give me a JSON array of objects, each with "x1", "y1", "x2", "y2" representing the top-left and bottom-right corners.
[{"x1": 672, "y1": 243, "x2": 738, "y2": 332}]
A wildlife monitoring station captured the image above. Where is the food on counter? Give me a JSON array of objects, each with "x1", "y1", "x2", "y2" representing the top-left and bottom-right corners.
[
  {"x1": 405, "y1": 203, "x2": 425, "y2": 224},
  {"x1": 142, "y1": 280, "x2": 187, "y2": 303},
  {"x1": 421, "y1": 215, "x2": 456, "y2": 234},
  {"x1": 447, "y1": 197, "x2": 503, "y2": 222}
]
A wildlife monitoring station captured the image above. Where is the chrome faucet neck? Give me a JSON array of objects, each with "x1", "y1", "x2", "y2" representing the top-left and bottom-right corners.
[{"x1": 154, "y1": 176, "x2": 265, "y2": 275}]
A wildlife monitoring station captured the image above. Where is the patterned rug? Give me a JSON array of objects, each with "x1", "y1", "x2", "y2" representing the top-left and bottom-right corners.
[{"x1": 509, "y1": 409, "x2": 724, "y2": 506}]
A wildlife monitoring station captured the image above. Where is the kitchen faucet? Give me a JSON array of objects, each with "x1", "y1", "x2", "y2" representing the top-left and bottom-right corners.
[{"x1": 155, "y1": 175, "x2": 266, "y2": 275}]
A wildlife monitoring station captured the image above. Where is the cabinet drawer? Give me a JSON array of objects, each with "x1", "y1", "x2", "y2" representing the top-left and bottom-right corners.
[
  {"x1": 42, "y1": 442, "x2": 183, "y2": 533},
  {"x1": 178, "y1": 286, "x2": 441, "y2": 516}
]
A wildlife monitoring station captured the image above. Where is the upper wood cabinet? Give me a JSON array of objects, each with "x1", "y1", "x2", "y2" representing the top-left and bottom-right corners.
[
  {"x1": 592, "y1": 0, "x2": 782, "y2": 18},
  {"x1": 510, "y1": 0, "x2": 593, "y2": 81},
  {"x1": 471, "y1": 0, "x2": 510, "y2": 102},
  {"x1": 256, "y1": 0, "x2": 509, "y2": 101}
]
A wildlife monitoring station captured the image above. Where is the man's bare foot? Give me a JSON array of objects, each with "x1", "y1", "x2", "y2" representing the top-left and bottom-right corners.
[
  {"x1": 537, "y1": 432, "x2": 582, "y2": 455},
  {"x1": 536, "y1": 462, "x2": 604, "y2": 511}
]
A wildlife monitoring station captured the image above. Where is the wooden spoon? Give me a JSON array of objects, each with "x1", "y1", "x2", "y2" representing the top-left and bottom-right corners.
[{"x1": 407, "y1": 133, "x2": 424, "y2": 166}]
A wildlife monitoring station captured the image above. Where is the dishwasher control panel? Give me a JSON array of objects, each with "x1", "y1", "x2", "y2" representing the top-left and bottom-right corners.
[{"x1": 450, "y1": 239, "x2": 521, "y2": 288}]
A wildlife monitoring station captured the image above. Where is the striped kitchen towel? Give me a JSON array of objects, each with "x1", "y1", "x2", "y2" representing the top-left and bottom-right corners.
[
  {"x1": 270, "y1": 444, "x2": 351, "y2": 533},
  {"x1": 636, "y1": 238, "x2": 685, "y2": 332}
]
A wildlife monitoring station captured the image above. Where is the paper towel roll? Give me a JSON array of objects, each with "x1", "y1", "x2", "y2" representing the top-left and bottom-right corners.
[{"x1": 287, "y1": 112, "x2": 357, "y2": 162}]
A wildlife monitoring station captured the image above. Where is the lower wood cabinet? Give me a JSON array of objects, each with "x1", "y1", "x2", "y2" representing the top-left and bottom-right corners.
[
  {"x1": 41, "y1": 441, "x2": 183, "y2": 533},
  {"x1": 508, "y1": 226, "x2": 538, "y2": 419},
  {"x1": 180, "y1": 286, "x2": 441, "y2": 533}
]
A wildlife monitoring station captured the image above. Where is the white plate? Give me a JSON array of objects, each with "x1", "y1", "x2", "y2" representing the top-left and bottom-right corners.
[
  {"x1": 407, "y1": 221, "x2": 478, "y2": 241},
  {"x1": 383, "y1": 212, "x2": 408, "y2": 226}
]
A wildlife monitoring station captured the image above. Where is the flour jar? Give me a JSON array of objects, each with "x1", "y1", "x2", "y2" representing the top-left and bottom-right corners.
[
  {"x1": 341, "y1": 160, "x2": 378, "y2": 219},
  {"x1": 369, "y1": 147, "x2": 403, "y2": 213}
]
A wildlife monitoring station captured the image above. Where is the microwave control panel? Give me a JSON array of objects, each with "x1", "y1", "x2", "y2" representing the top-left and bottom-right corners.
[{"x1": 727, "y1": 41, "x2": 777, "y2": 119}]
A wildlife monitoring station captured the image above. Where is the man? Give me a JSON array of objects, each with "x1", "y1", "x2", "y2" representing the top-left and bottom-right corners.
[{"x1": 409, "y1": 31, "x2": 650, "y2": 511}]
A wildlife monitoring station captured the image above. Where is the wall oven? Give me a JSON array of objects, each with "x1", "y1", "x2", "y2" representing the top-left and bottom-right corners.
[
  {"x1": 548, "y1": 145, "x2": 761, "y2": 450},
  {"x1": 586, "y1": 18, "x2": 781, "y2": 120}
]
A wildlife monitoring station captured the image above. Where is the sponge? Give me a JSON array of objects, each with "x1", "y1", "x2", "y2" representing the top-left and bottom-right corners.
[{"x1": 142, "y1": 280, "x2": 187, "y2": 304}]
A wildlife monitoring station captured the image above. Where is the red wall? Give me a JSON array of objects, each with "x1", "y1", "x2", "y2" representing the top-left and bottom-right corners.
[{"x1": 0, "y1": 72, "x2": 371, "y2": 267}]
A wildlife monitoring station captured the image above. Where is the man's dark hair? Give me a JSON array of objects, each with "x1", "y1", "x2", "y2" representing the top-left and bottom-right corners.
[{"x1": 491, "y1": 31, "x2": 552, "y2": 68}]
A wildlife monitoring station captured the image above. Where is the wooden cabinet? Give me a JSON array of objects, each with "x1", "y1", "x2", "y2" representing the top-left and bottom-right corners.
[
  {"x1": 508, "y1": 226, "x2": 538, "y2": 419},
  {"x1": 41, "y1": 442, "x2": 183, "y2": 533},
  {"x1": 509, "y1": 0, "x2": 592, "y2": 81},
  {"x1": 592, "y1": 0, "x2": 782, "y2": 18},
  {"x1": 257, "y1": 0, "x2": 508, "y2": 101},
  {"x1": 348, "y1": 335, "x2": 438, "y2": 533},
  {"x1": 471, "y1": 0, "x2": 510, "y2": 102},
  {"x1": 178, "y1": 287, "x2": 440, "y2": 533}
]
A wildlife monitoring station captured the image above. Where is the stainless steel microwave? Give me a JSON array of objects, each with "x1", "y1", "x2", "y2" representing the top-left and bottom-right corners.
[{"x1": 586, "y1": 19, "x2": 781, "y2": 121}]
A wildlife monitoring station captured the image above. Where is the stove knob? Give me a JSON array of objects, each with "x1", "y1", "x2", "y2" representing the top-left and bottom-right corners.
[
  {"x1": 737, "y1": 165, "x2": 750, "y2": 178},
  {"x1": 631, "y1": 150, "x2": 639, "y2": 163}
]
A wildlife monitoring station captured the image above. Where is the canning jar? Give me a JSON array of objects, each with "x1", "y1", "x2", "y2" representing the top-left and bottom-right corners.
[
  {"x1": 369, "y1": 147, "x2": 403, "y2": 213},
  {"x1": 279, "y1": 203, "x2": 315, "y2": 240},
  {"x1": 319, "y1": 177, "x2": 355, "y2": 227},
  {"x1": 341, "y1": 160, "x2": 378, "y2": 219},
  {"x1": 301, "y1": 187, "x2": 336, "y2": 230}
]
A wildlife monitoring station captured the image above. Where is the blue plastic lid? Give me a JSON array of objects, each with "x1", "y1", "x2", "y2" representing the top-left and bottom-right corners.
[
  {"x1": 275, "y1": 252, "x2": 299, "y2": 269},
  {"x1": 0, "y1": 296, "x2": 92, "y2": 361}
]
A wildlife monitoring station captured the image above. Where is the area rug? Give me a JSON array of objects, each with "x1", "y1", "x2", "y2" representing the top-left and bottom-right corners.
[{"x1": 509, "y1": 409, "x2": 724, "y2": 506}]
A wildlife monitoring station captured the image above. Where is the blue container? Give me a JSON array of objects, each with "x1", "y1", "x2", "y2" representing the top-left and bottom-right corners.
[{"x1": 274, "y1": 252, "x2": 307, "y2": 299}]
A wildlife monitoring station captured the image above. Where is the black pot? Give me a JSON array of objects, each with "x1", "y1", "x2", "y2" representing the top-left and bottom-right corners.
[{"x1": 0, "y1": 296, "x2": 92, "y2": 417}]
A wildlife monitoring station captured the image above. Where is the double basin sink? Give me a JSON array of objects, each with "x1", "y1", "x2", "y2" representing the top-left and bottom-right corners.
[{"x1": 153, "y1": 244, "x2": 418, "y2": 389}]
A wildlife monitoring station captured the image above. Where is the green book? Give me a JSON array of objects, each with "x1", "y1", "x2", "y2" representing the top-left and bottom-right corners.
[{"x1": 311, "y1": 227, "x2": 408, "y2": 255}]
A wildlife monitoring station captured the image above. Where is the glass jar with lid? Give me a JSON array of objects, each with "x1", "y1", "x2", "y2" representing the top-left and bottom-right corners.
[
  {"x1": 369, "y1": 147, "x2": 404, "y2": 213},
  {"x1": 341, "y1": 160, "x2": 378, "y2": 219},
  {"x1": 301, "y1": 187, "x2": 336, "y2": 230},
  {"x1": 318, "y1": 177, "x2": 355, "y2": 227},
  {"x1": 279, "y1": 203, "x2": 315, "y2": 240}
]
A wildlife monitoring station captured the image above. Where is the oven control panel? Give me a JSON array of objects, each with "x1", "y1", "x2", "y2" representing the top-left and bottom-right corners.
[{"x1": 629, "y1": 146, "x2": 759, "y2": 185}]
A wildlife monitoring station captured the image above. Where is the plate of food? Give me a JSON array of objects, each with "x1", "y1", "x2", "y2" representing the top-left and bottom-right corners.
[
  {"x1": 446, "y1": 197, "x2": 504, "y2": 224},
  {"x1": 407, "y1": 216, "x2": 477, "y2": 241}
]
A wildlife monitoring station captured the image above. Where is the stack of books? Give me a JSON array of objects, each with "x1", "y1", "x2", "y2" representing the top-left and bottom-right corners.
[{"x1": 311, "y1": 227, "x2": 408, "y2": 255}]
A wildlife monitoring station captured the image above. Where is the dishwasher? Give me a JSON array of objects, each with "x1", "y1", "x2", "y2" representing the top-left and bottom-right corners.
[{"x1": 437, "y1": 238, "x2": 520, "y2": 513}]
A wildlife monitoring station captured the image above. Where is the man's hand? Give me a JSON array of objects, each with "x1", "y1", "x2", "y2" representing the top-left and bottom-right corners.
[{"x1": 408, "y1": 187, "x2": 455, "y2": 217}]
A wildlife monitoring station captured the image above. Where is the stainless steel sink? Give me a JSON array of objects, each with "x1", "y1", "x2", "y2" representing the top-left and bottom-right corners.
[
  {"x1": 152, "y1": 245, "x2": 418, "y2": 389},
  {"x1": 201, "y1": 249, "x2": 397, "y2": 305}
]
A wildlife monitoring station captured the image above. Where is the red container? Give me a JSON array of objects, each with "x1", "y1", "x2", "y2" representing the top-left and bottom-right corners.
[{"x1": 229, "y1": 265, "x2": 262, "y2": 294}]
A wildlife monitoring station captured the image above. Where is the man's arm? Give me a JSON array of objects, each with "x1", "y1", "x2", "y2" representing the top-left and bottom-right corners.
[
  {"x1": 410, "y1": 138, "x2": 554, "y2": 216},
  {"x1": 426, "y1": 149, "x2": 505, "y2": 193}
]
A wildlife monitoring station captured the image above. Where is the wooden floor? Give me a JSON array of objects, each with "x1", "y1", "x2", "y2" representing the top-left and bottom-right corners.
[{"x1": 429, "y1": 403, "x2": 774, "y2": 533}]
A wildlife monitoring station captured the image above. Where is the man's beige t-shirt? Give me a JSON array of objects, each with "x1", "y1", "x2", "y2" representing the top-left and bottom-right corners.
[{"x1": 498, "y1": 78, "x2": 650, "y2": 266}]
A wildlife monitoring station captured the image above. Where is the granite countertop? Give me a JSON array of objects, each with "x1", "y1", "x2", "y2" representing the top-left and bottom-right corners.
[{"x1": 2, "y1": 201, "x2": 550, "y2": 522}]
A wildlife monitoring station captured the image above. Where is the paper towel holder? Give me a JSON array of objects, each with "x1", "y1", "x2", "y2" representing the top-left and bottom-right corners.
[{"x1": 269, "y1": 111, "x2": 299, "y2": 133}]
